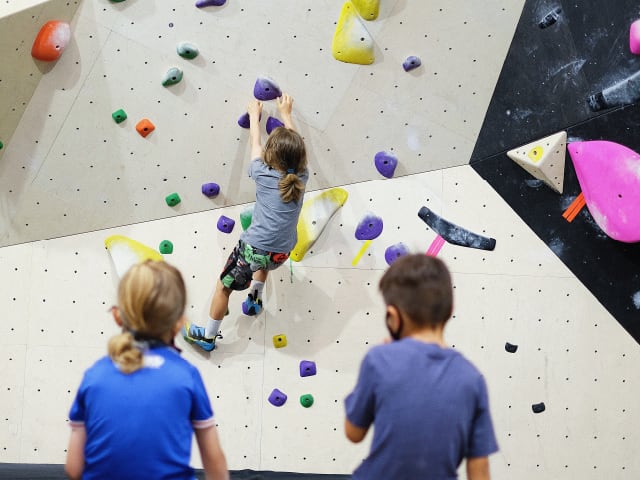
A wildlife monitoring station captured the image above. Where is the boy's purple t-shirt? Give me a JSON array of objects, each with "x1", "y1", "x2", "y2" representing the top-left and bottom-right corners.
[{"x1": 345, "y1": 339, "x2": 498, "y2": 480}]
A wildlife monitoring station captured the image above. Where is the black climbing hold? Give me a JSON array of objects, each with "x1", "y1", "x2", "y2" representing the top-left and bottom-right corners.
[
  {"x1": 538, "y1": 7, "x2": 561, "y2": 29},
  {"x1": 505, "y1": 342, "x2": 518, "y2": 353},
  {"x1": 417, "y1": 206, "x2": 496, "y2": 251},
  {"x1": 532, "y1": 402, "x2": 546, "y2": 413}
]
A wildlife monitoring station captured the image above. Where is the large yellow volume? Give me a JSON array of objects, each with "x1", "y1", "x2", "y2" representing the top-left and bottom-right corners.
[
  {"x1": 105, "y1": 235, "x2": 163, "y2": 278},
  {"x1": 352, "y1": 0, "x2": 379, "y2": 20},
  {"x1": 331, "y1": 1, "x2": 375, "y2": 65}
]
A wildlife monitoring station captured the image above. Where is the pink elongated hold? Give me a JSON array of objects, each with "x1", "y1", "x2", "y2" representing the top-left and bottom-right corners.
[
  {"x1": 567, "y1": 140, "x2": 640, "y2": 242},
  {"x1": 31, "y1": 20, "x2": 71, "y2": 62},
  {"x1": 630, "y1": 19, "x2": 640, "y2": 54}
]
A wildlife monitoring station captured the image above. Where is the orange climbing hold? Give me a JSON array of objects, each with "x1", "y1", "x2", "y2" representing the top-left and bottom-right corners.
[
  {"x1": 31, "y1": 21, "x2": 71, "y2": 62},
  {"x1": 136, "y1": 119, "x2": 155, "y2": 138},
  {"x1": 562, "y1": 192, "x2": 585, "y2": 223}
]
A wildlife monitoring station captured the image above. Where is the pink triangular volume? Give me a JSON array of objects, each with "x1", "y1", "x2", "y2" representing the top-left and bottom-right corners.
[{"x1": 567, "y1": 140, "x2": 640, "y2": 243}]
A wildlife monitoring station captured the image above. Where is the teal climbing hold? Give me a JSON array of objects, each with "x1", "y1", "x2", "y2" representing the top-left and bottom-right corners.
[
  {"x1": 165, "y1": 193, "x2": 181, "y2": 207},
  {"x1": 112, "y1": 109, "x2": 127, "y2": 124},
  {"x1": 240, "y1": 205, "x2": 254, "y2": 231},
  {"x1": 177, "y1": 42, "x2": 199, "y2": 59},
  {"x1": 159, "y1": 240, "x2": 174, "y2": 254},
  {"x1": 162, "y1": 67, "x2": 183, "y2": 87}
]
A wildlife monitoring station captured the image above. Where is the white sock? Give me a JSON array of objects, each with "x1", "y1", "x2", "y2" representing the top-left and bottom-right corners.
[
  {"x1": 250, "y1": 280, "x2": 265, "y2": 299},
  {"x1": 205, "y1": 318, "x2": 222, "y2": 339}
]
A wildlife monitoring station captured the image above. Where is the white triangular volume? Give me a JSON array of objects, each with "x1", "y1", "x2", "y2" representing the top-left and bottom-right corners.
[{"x1": 506, "y1": 131, "x2": 567, "y2": 193}]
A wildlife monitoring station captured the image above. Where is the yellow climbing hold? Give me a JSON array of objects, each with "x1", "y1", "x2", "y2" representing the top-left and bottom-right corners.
[
  {"x1": 527, "y1": 146, "x2": 544, "y2": 163},
  {"x1": 105, "y1": 235, "x2": 163, "y2": 278},
  {"x1": 291, "y1": 188, "x2": 349, "y2": 262},
  {"x1": 332, "y1": 1, "x2": 375, "y2": 65},
  {"x1": 351, "y1": 0, "x2": 379, "y2": 20}
]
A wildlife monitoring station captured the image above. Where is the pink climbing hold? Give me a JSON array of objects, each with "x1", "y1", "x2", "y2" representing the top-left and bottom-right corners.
[
  {"x1": 630, "y1": 20, "x2": 640, "y2": 54},
  {"x1": 567, "y1": 140, "x2": 640, "y2": 243},
  {"x1": 31, "y1": 20, "x2": 71, "y2": 62}
]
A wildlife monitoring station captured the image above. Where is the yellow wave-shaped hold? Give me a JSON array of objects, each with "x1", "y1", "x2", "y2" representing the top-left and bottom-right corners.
[
  {"x1": 291, "y1": 188, "x2": 349, "y2": 262},
  {"x1": 331, "y1": 1, "x2": 374, "y2": 65},
  {"x1": 352, "y1": 0, "x2": 379, "y2": 20},
  {"x1": 105, "y1": 235, "x2": 163, "y2": 278}
]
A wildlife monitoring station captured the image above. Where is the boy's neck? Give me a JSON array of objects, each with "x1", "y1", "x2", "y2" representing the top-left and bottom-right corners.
[{"x1": 405, "y1": 327, "x2": 446, "y2": 347}]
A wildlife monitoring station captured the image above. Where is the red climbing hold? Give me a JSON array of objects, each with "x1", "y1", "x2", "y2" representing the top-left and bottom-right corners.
[{"x1": 31, "y1": 21, "x2": 71, "y2": 62}]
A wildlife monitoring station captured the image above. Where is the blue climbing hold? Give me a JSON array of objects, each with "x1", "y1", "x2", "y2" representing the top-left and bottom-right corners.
[
  {"x1": 254, "y1": 76, "x2": 282, "y2": 101},
  {"x1": 201, "y1": 182, "x2": 220, "y2": 198},
  {"x1": 402, "y1": 56, "x2": 422, "y2": 72},
  {"x1": 374, "y1": 151, "x2": 398, "y2": 178},
  {"x1": 355, "y1": 213, "x2": 383, "y2": 240},
  {"x1": 266, "y1": 116, "x2": 284, "y2": 134},
  {"x1": 384, "y1": 243, "x2": 409, "y2": 265},
  {"x1": 268, "y1": 388, "x2": 287, "y2": 407},
  {"x1": 299, "y1": 360, "x2": 317, "y2": 377},
  {"x1": 217, "y1": 215, "x2": 235, "y2": 233},
  {"x1": 195, "y1": 0, "x2": 226, "y2": 7}
]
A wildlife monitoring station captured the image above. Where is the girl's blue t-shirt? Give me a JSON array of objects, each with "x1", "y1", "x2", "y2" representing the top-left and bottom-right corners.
[{"x1": 69, "y1": 346, "x2": 214, "y2": 480}]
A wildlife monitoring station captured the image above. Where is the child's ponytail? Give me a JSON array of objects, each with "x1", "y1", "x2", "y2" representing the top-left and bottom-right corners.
[
  {"x1": 279, "y1": 172, "x2": 305, "y2": 203},
  {"x1": 108, "y1": 331, "x2": 143, "y2": 374}
]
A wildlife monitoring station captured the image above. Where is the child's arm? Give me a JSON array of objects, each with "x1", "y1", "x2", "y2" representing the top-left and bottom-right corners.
[
  {"x1": 247, "y1": 99, "x2": 263, "y2": 160},
  {"x1": 277, "y1": 94, "x2": 295, "y2": 131},
  {"x1": 344, "y1": 418, "x2": 369, "y2": 443},
  {"x1": 195, "y1": 425, "x2": 230, "y2": 480},
  {"x1": 466, "y1": 456, "x2": 490, "y2": 480},
  {"x1": 65, "y1": 426, "x2": 86, "y2": 480}
]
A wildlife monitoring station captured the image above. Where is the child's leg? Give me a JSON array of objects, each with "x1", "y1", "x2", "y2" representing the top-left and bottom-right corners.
[{"x1": 206, "y1": 279, "x2": 231, "y2": 338}]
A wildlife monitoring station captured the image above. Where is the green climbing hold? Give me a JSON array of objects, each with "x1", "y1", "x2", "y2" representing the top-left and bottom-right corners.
[
  {"x1": 177, "y1": 42, "x2": 199, "y2": 59},
  {"x1": 112, "y1": 108, "x2": 127, "y2": 124},
  {"x1": 165, "y1": 193, "x2": 181, "y2": 207},
  {"x1": 240, "y1": 205, "x2": 254, "y2": 231},
  {"x1": 300, "y1": 394, "x2": 314, "y2": 408},
  {"x1": 0, "y1": 141, "x2": 3, "y2": 150},
  {"x1": 159, "y1": 240, "x2": 173, "y2": 254},
  {"x1": 162, "y1": 67, "x2": 183, "y2": 87}
]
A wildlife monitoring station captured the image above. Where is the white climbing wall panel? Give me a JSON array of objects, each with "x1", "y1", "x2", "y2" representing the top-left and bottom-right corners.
[
  {"x1": 1, "y1": 166, "x2": 639, "y2": 478},
  {"x1": 0, "y1": 0, "x2": 523, "y2": 246}
]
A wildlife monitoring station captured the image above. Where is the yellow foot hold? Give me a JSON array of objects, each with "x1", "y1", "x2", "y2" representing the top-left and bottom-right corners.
[
  {"x1": 332, "y1": 1, "x2": 375, "y2": 65},
  {"x1": 352, "y1": 0, "x2": 379, "y2": 20}
]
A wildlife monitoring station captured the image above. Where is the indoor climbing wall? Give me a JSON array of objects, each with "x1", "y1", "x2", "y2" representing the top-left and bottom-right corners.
[{"x1": 2, "y1": 0, "x2": 640, "y2": 479}]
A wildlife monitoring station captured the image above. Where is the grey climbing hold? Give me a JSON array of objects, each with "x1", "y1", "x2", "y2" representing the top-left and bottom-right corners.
[
  {"x1": 177, "y1": 42, "x2": 199, "y2": 59},
  {"x1": 402, "y1": 55, "x2": 422, "y2": 72},
  {"x1": 532, "y1": 402, "x2": 546, "y2": 413},
  {"x1": 162, "y1": 67, "x2": 183, "y2": 87},
  {"x1": 539, "y1": 7, "x2": 561, "y2": 29}
]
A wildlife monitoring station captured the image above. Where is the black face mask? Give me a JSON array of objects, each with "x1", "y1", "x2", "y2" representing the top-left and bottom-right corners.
[{"x1": 386, "y1": 309, "x2": 404, "y2": 341}]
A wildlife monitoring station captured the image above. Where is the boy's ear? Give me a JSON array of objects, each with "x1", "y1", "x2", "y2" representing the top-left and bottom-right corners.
[
  {"x1": 172, "y1": 315, "x2": 186, "y2": 337},
  {"x1": 386, "y1": 305, "x2": 401, "y2": 330}
]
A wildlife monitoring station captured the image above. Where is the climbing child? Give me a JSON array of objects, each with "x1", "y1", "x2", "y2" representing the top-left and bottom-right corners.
[
  {"x1": 65, "y1": 261, "x2": 229, "y2": 480},
  {"x1": 344, "y1": 254, "x2": 498, "y2": 480},
  {"x1": 183, "y1": 93, "x2": 308, "y2": 351}
]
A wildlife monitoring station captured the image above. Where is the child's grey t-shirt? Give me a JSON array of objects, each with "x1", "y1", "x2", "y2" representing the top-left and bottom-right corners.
[
  {"x1": 345, "y1": 339, "x2": 498, "y2": 479},
  {"x1": 240, "y1": 158, "x2": 308, "y2": 253}
]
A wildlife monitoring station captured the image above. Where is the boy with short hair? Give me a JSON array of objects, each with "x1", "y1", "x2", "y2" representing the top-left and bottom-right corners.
[{"x1": 344, "y1": 254, "x2": 498, "y2": 480}]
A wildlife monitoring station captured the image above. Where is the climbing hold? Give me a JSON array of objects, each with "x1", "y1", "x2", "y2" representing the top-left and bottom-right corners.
[
  {"x1": 240, "y1": 205, "x2": 254, "y2": 231},
  {"x1": 105, "y1": 235, "x2": 163, "y2": 279},
  {"x1": 162, "y1": 67, "x2": 183, "y2": 87},
  {"x1": 374, "y1": 151, "x2": 398, "y2": 178},
  {"x1": 0, "y1": 141, "x2": 3, "y2": 150},
  {"x1": 355, "y1": 213, "x2": 383, "y2": 240},
  {"x1": 177, "y1": 41, "x2": 199, "y2": 59},
  {"x1": 539, "y1": 6, "x2": 561, "y2": 29},
  {"x1": 195, "y1": 0, "x2": 226, "y2": 7},
  {"x1": 201, "y1": 182, "x2": 220, "y2": 198},
  {"x1": 300, "y1": 394, "x2": 314, "y2": 408},
  {"x1": 505, "y1": 342, "x2": 518, "y2": 353},
  {"x1": 418, "y1": 207, "x2": 496, "y2": 251},
  {"x1": 631, "y1": 21, "x2": 640, "y2": 54},
  {"x1": 217, "y1": 215, "x2": 235, "y2": 234},
  {"x1": 273, "y1": 334, "x2": 287, "y2": 348},
  {"x1": 253, "y1": 76, "x2": 282, "y2": 101},
  {"x1": 402, "y1": 56, "x2": 422, "y2": 72},
  {"x1": 266, "y1": 116, "x2": 284, "y2": 135},
  {"x1": 31, "y1": 20, "x2": 71, "y2": 62},
  {"x1": 587, "y1": 70, "x2": 640, "y2": 111},
  {"x1": 351, "y1": 0, "x2": 379, "y2": 20},
  {"x1": 532, "y1": 402, "x2": 546, "y2": 414},
  {"x1": 384, "y1": 243, "x2": 409, "y2": 265},
  {"x1": 136, "y1": 119, "x2": 155, "y2": 138},
  {"x1": 111, "y1": 109, "x2": 127, "y2": 124},
  {"x1": 165, "y1": 193, "x2": 181, "y2": 207},
  {"x1": 332, "y1": 1, "x2": 375, "y2": 65},
  {"x1": 159, "y1": 240, "x2": 174, "y2": 254},
  {"x1": 567, "y1": 140, "x2": 640, "y2": 242},
  {"x1": 507, "y1": 131, "x2": 566, "y2": 193},
  {"x1": 300, "y1": 360, "x2": 317, "y2": 377},
  {"x1": 238, "y1": 112, "x2": 262, "y2": 128},
  {"x1": 268, "y1": 388, "x2": 287, "y2": 407},
  {"x1": 109, "y1": 0, "x2": 126, "y2": 2},
  {"x1": 291, "y1": 188, "x2": 349, "y2": 262}
]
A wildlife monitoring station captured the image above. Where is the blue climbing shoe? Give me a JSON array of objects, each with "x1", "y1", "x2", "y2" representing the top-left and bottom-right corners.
[
  {"x1": 182, "y1": 322, "x2": 220, "y2": 352},
  {"x1": 242, "y1": 291, "x2": 263, "y2": 316}
]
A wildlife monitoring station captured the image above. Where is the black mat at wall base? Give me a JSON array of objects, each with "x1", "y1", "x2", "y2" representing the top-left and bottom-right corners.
[
  {"x1": 0, "y1": 464, "x2": 350, "y2": 480},
  {"x1": 471, "y1": 0, "x2": 640, "y2": 344}
]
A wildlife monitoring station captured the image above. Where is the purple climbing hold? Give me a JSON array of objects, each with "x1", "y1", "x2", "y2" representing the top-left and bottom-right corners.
[
  {"x1": 217, "y1": 215, "x2": 235, "y2": 234},
  {"x1": 238, "y1": 112, "x2": 261, "y2": 129},
  {"x1": 195, "y1": 0, "x2": 226, "y2": 7},
  {"x1": 384, "y1": 243, "x2": 409, "y2": 265},
  {"x1": 402, "y1": 56, "x2": 422, "y2": 72},
  {"x1": 266, "y1": 116, "x2": 285, "y2": 134},
  {"x1": 201, "y1": 182, "x2": 220, "y2": 198},
  {"x1": 299, "y1": 360, "x2": 317, "y2": 377},
  {"x1": 355, "y1": 213, "x2": 383, "y2": 240},
  {"x1": 268, "y1": 388, "x2": 287, "y2": 407},
  {"x1": 254, "y1": 76, "x2": 282, "y2": 101},
  {"x1": 374, "y1": 151, "x2": 398, "y2": 178}
]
